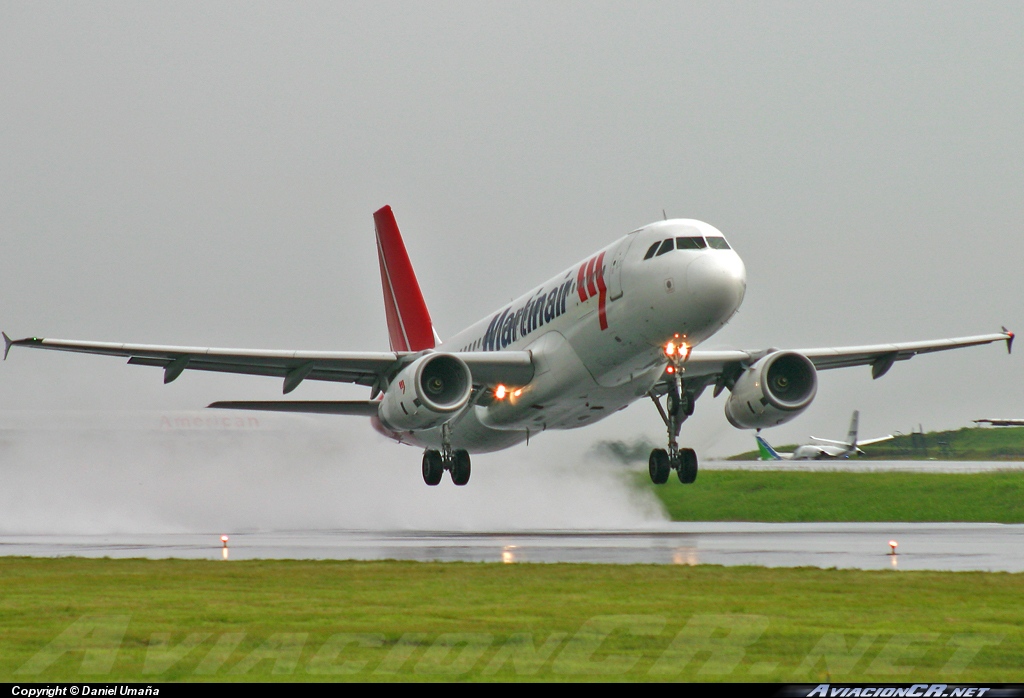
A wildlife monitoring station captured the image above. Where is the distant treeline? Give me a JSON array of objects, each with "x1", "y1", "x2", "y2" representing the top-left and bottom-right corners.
[{"x1": 729, "y1": 425, "x2": 1024, "y2": 461}]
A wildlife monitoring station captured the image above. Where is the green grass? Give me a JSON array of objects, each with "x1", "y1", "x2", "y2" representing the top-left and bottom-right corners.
[
  {"x1": 0, "y1": 557, "x2": 1021, "y2": 682},
  {"x1": 729, "y1": 426, "x2": 1024, "y2": 461},
  {"x1": 647, "y1": 470, "x2": 1024, "y2": 522},
  {"x1": 4, "y1": 472, "x2": 1021, "y2": 682}
]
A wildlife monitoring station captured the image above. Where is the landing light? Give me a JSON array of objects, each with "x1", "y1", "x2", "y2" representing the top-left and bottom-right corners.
[
  {"x1": 888, "y1": 540, "x2": 898, "y2": 555},
  {"x1": 664, "y1": 338, "x2": 690, "y2": 359},
  {"x1": 494, "y1": 384, "x2": 507, "y2": 400}
]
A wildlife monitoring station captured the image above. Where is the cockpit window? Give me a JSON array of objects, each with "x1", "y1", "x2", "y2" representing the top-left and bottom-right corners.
[
  {"x1": 675, "y1": 236, "x2": 707, "y2": 250},
  {"x1": 644, "y1": 235, "x2": 728, "y2": 260}
]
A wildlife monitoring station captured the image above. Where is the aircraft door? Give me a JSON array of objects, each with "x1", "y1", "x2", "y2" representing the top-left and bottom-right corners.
[{"x1": 606, "y1": 232, "x2": 639, "y2": 301}]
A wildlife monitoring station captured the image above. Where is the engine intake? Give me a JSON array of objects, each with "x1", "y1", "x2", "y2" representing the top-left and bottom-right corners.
[
  {"x1": 378, "y1": 353, "x2": 473, "y2": 432},
  {"x1": 725, "y1": 351, "x2": 817, "y2": 429}
]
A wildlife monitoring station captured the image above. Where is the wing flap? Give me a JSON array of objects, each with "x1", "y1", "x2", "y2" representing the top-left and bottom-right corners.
[{"x1": 126, "y1": 356, "x2": 381, "y2": 385}]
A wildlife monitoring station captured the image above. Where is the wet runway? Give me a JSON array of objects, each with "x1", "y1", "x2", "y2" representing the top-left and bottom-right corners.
[{"x1": 1, "y1": 522, "x2": 1021, "y2": 572}]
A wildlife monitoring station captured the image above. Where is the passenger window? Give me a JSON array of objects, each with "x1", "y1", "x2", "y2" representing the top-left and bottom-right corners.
[
  {"x1": 706, "y1": 237, "x2": 731, "y2": 250},
  {"x1": 675, "y1": 237, "x2": 707, "y2": 250},
  {"x1": 644, "y1": 242, "x2": 660, "y2": 260},
  {"x1": 655, "y1": 239, "x2": 674, "y2": 256}
]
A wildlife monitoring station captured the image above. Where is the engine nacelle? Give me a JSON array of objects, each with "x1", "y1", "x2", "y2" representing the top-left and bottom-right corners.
[
  {"x1": 378, "y1": 353, "x2": 473, "y2": 432},
  {"x1": 724, "y1": 351, "x2": 817, "y2": 429}
]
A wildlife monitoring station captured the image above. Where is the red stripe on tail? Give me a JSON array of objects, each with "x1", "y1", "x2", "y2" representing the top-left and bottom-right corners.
[{"x1": 373, "y1": 206, "x2": 436, "y2": 352}]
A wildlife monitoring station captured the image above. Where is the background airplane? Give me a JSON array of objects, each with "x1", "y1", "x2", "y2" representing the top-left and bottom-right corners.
[
  {"x1": 755, "y1": 410, "x2": 893, "y2": 461},
  {"x1": 3, "y1": 207, "x2": 1013, "y2": 487},
  {"x1": 974, "y1": 419, "x2": 1024, "y2": 427}
]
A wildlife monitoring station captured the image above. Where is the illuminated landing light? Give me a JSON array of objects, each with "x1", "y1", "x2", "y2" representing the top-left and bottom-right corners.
[
  {"x1": 664, "y1": 335, "x2": 691, "y2": 359},
  {"x1": 494, "y1": 384, "x2": 507, "y2": 400},
  {"x1": 513, "y1": 388, "x2": 523, "y2": 398},
  {"x1": 221, "y1": 535, "x2": 230, "y2": 561},
  {"x1": 666, "y1": 365, "x2": 675, "y2": 374},
  {"x1": 888, "y1": 540, "x2": 898, "y2": 555}
]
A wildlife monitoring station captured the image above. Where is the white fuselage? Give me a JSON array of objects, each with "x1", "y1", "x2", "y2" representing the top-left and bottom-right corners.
[{"x1": 374, "y1": 219, "x2": 747, "y2": 452}]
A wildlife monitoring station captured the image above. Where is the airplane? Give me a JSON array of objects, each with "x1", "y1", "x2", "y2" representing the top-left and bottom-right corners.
[
  {"x1": 755, "y1": 410, "x2": 893, "y2": 460},
  {"x1": 973, "y1": 419, "x2": 1024, "y2": 427},
  {"x1": 2, "y1": 205, "x2": 1015, "y2": 487}
]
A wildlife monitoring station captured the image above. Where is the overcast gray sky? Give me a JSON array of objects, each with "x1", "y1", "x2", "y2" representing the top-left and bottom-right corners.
[{"x1": 3, "y1": 1, "x2": 1023, "y2": 458}]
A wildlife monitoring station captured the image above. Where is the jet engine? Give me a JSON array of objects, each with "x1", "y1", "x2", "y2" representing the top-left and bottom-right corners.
[
  {"x1": 378, "y1": 353, "x2": 473, "y2": 432},
  {"x1": 724, "y1": 351, "x2": 817, "y2": 429}
]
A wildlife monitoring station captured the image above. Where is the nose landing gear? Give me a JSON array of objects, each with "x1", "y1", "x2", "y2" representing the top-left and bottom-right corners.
[{"x1": 647, "y1": 344, "x2": 699, "y2": 485}]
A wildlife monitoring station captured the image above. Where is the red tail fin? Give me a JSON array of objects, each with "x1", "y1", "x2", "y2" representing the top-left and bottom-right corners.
[{"x1": 373, "y1": 206, "x2": 437, "y2": 352}]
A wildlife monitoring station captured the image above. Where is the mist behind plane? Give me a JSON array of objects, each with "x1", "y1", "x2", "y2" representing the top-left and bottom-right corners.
[{"x1": 0, "y1": 411, "x2": 665, "y2": 535}]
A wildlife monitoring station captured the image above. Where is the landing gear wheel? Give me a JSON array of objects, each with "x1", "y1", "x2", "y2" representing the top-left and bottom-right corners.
[
  {"x1": 451, "y1": 449, "x2": 471, "y2": 486},
  {"x1": 422, "y1": 450, "x2": 443, "y2": 486},
  {"x1": 649, "y1": 448, "x2": 670, "y2": 484},
  {"x1": 677, "y1": 448, "x2": 698, "y2": 484}
]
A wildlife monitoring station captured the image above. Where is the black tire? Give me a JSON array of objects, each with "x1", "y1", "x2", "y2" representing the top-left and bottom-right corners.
[
  {"x1": 422, "y1": 450, "x2": 444, "y2": 486},
  {"x1": 649, "y1": 448, "x2": 670, "y2": 484},
  {"x1": 451, "y1": 449, "x2": 471, "y2": 486},
  {"x1": 678, "y1": 448, "x2": 698, "y2": 484}
]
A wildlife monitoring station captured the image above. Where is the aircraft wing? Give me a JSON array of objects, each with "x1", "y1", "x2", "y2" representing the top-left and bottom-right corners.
[
  {"x1": 792, "y1": 331, "x2": 1014, "y2": 378},
  {"x1": 855, "y1": 435, "x2": 895, "y2": 447},
  {"x1": 655, "y1": 330, "x2": 1013, "y2": 400},
  {"x1": 808, "y1": 437, "x2": 852, "y2": 447},
  {"x1": 2, "y1": 334, "x2": 535, "y2": 394}
]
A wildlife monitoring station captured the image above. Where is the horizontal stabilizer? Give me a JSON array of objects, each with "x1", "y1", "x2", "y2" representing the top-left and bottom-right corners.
[{"x1": 208, "y1": 400, "x2": 379, "y2": 416}]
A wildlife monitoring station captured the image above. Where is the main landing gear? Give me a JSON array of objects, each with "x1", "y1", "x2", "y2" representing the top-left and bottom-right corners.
[
  {"x1": 422, "y1": 423, "x2": 471, "y2": 486},
  {"x1": 421, "y1": 449, "x2": 471, "y2": 486},
  {"x1": 647, "y1": 341, "x2": 699, "y2": 485},
  {"x1": 648, "y1": 446, "x2": 697, "y2": 484}
]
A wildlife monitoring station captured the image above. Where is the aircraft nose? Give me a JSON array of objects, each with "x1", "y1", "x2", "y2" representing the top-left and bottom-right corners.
[{"x1": 686, "y1": 251, "x2": 746, "y2": 318}]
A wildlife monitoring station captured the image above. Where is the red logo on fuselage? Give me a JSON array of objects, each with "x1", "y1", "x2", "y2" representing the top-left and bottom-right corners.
[{"x1": 577, "y1": 252, "x2": 608, "y2": 330}]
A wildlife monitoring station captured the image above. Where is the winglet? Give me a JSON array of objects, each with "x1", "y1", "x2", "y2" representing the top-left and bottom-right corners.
[
  {"x1": 2, "y1": 332, "x2": 11, "y2": 361},
  {"x1": 373, "y1": 206, "x2": 437, "y2": 352},
  {"x1": 1003, "y1": 327, "x2": 1014, "y2": 354}
]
